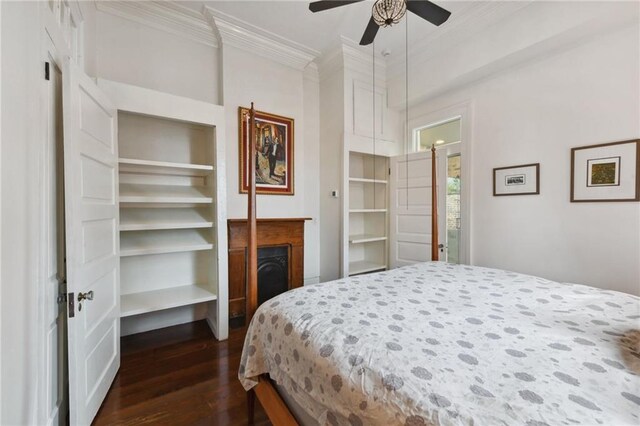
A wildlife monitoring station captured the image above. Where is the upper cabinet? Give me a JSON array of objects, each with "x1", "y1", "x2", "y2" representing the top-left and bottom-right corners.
[{"x1": 323, "y1": 39, "x2": 403, "y2": 157}]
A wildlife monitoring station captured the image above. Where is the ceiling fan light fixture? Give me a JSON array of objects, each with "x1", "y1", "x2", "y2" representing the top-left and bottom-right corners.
[{"x1": 372, "y1": 0, "x2": 407, "y2": 27}]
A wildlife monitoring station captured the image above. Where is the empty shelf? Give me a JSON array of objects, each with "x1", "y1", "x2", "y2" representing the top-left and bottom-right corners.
[
  {"x1": 119, "y1": 158, "x2": 214, "y2": 177},
  {"x1": 349, "y1": 234, "x2": 387, "y2": 244},
  {"x1": 349, "y1": 209, "x2": 387, "y2": 213},
  {"x1": 120, "y1": 184, "x2": 212, "y2": 204},
  {"x1": 120, "y1": 285, "x2": 217, "y2": 317},
  {"x1": 349, "y1": 178, "x2": 388, "y2": 184},
  {"x1": 349, "y1": 260, "x2": 387, "y2": 276},
  {"x1": 120, "y1": 229, "x2": 213, "y2": 257},
  {"x1": 120, "y1": 208, "x2": 213, "y2": 231}
]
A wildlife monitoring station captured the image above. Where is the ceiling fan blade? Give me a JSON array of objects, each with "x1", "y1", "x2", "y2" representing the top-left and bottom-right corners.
[
  {"x1": 359, "y1": 17, "x2": 380, "y2": 46},
  {"x1": 406, "y1": 0, "x2": 451, "y2": 26},
  {"x1": 309, "y1": 0, "x2": 365, "y2": 13}
]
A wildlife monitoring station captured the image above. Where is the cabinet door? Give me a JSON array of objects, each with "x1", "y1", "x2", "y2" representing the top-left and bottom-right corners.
[{"x1": 62, "y1": 58, "x2": 120, "y2": 425}]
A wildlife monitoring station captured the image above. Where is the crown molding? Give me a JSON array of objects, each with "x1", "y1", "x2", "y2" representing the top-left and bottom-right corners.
[
  {"x1": 203, "y1": 6, "x2": 319, "y2": 71},
  {"x1": 304, "y1": 62, "x2": 320, "y2": 83},
  {"x1": 317, "y1": 36, "x2": 387, "y2": 83},
  {"x1": 95, "y1": 0, "x2": 218, "y2": 48}
]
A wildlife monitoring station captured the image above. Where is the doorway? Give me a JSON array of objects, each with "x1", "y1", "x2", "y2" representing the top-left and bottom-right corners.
[
  {"x1": 416, "y1": 117, "x2": 463, "y2": 263},
  {"x1": 388, "y1": 114, "x2": 469, "y2": 267}
]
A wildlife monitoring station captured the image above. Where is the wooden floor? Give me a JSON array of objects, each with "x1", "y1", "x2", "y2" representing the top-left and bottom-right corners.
[{"x1": 93, "y1": 321, "x2": 271, "y2": 425}]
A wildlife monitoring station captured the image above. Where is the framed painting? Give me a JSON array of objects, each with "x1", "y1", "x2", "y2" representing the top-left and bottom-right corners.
[
  {"x1": 239, "y1": 107, "x2": 294, "y2": 195},
  {"x1": 493, "y1": 163, "x2": 540, "y2": 196},
  {"x1": 571, "y1": 139, "x2": 639, "y2": 202}
]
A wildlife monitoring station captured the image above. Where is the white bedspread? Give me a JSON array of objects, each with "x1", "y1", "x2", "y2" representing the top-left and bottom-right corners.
[{"x1": 239, "y1": 262, "x2": 640, "y2": 425}]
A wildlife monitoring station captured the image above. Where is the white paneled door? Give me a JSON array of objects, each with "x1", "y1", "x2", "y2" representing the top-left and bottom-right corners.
[
  {"x1": 62, "y1": 59, "x2": 120, "y2": 425},
  {"x1": 389, "y1": 151, "x2": 445, "y2": 268}
]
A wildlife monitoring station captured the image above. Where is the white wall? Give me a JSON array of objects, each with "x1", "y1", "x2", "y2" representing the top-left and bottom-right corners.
[
  {"x1": 95, "y1": 10, "x2": 220, "y2": 104},
  {"x1": 1, "y1": 2, "x2": 40, "y2": 424},
  {"x1": 408, "y1": 24, "x2": 640, "y2": 295},
  {"x1": 221, "y1": 45, "x2": 321, "y2": 283}
]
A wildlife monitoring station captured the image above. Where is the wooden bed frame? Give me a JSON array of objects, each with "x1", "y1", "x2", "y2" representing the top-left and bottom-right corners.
[{"x1": 244, "y1": 105, "x2": 439, "y2": 425}]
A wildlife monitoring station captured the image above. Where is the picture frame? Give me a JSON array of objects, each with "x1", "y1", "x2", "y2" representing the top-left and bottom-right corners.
[
  {"x1": 493, "y1": 163, "x2": 540, "y2": 196},
  {"x1": 570, "y1": 139, "x2": 639, "y2": 202},
  {"x1": 239, "y1": 107, "x2": 294, "y2": 195}
]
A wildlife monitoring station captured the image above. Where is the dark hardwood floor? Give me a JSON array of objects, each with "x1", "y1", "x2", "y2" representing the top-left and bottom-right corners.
[{"x1": 93, "y1": 321, "x2": 271, "y2": 425}]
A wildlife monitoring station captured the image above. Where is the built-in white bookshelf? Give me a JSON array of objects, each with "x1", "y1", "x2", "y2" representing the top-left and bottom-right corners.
[
  {"x1": 347, "y1": 152, "x2": 389, "y2": 276},
  {"x1": 99, "y1": 77, "x2": 228, "y2": 340}
]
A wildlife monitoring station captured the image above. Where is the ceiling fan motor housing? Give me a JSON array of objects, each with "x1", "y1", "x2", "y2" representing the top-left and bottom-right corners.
[{"x1": 372, "y1": 0, "x2": 407, "y2": 27}]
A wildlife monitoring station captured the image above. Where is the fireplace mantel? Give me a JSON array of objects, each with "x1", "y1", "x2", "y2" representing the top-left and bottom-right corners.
[{"x1": 227, "y1": 218, "x2": 310, "y2": 323}]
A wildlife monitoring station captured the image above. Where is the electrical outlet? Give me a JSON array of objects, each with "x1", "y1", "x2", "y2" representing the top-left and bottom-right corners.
[{"x1": 331, "y1": 190, "x2": 339, "y2": 198}]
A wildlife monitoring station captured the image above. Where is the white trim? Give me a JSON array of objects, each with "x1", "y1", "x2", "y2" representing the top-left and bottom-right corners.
[
  {"x1": 317, "y1": 36, "x2": 387, "y2": 83},
  {"x1": 303, "y1": 62, "x2": 320, "y2": 84},
  {"x1": 96, "y1": 78, "x2": 224, "y2": 125},
  {"x1": 203, "y1": 6, "x2": 318, "y2": 71},
  {"x1": 304, "y1": 276, "x2": 321, "y2": 286},
  {"x1": 96, "y1": 0, "x2": 219, "y2": 48},
  {"x1": 407, "y1": 101, "x2": 473, "y2": 265}
]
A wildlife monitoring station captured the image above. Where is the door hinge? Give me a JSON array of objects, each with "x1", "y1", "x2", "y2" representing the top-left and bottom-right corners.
[
  {"x1": 389, "y1": 167, "x2": 391, "y2": 176},
  {"x1": 68, "y1": 292, "x2": 75, "y2": 318},
  {"x1": 45, "y1": 62, "x2": 50, "y2": 81}
]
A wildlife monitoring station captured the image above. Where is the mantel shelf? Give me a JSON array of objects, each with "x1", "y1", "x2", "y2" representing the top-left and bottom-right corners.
[
  {"x1": 120, "y1": 285, "x2": 217, "y2": 317},
  {"x1": 119, "y1": 157, "x2": 214, "y2": 176}
]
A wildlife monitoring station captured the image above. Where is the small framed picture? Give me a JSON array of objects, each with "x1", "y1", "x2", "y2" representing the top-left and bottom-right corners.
[
  {"x1": 493, "y1": 163, "x2": 540, "y2": 196},
  {"x1": 571, "y1": 139, "x2": 639, "y2": 202}
]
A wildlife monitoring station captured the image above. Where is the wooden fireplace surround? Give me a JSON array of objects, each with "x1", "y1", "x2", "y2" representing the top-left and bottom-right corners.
[{"x1": 227, "y1": 218, "x2": 310, "y2": 320}]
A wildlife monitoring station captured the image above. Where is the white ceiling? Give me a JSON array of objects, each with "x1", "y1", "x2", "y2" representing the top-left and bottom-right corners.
[{"x1": 180, "y1": 0, "x2": 492, "y2": 57}]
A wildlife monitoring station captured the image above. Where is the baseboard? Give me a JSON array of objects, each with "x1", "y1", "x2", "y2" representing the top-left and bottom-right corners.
[{"x1": 303, "y1": 276, "x2": 320, "y2": 285}]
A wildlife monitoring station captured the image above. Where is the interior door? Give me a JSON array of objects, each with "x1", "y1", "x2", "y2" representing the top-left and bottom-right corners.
[
  {"x1": 389, "y1": 150, "x2": 444, "y2": 268},
  {"x1": 42, "y1": 37, "x2": 68, "y2": 426},
  {"x1": 62, "y1": 58, "x2": 120, "y2": 425}
]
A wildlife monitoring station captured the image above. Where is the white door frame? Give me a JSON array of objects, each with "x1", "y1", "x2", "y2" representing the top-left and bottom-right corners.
[
  {"x1": 38, "y1": 29, "x2": 68, "y2": 426},
  {"x1": 37, "y1": 3, "x2": 85, "y2": 425},
  {"x1": 407, "y1": 101, "x2": 473, "y2": 265}
]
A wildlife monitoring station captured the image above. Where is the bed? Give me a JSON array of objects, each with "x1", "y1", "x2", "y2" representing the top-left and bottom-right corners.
[
  {"x1": 240, "y1": 262, "x2": 640, "y2": 425},
  {"x1": 239, "y1": 105, "x2": 639, "y2": 425}
]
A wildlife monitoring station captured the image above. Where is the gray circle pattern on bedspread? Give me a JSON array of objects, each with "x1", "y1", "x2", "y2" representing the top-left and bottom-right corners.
[{"x1": 239, "y1": 262, "x2": 640, "y2": 426}]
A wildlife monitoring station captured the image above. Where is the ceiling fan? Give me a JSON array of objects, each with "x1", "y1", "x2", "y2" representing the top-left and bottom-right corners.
[{"x1": 309, "y1": 0, "x2": 451, "y2": 46}]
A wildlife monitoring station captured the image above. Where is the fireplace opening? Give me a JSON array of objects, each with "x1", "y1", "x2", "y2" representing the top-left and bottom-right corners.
[{"x1": 257, "y1": 245, "x2": 289, "y2": 306}]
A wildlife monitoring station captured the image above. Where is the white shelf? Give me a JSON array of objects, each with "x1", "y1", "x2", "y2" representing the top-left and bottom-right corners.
[
  {"x1": 120, "y1": 229, "x2": 213, "y2": 257},
  {"x1": 120, "y1": 208, "x2": 213, "y2": 231},
  {"x1": 120, "y1": 183, "x2": 212, "y2": 204},
  {"x1": 349, "y1": 177, "x2": 387, "y2": 184},
  {"x1": 349, "y1": 209, "x2": 387, "y2": 213},
  {"x1": 349, "y1": 260, "x2": 387, "y2": 276},
  {"x1": 119, "y1": 157, "x2": 214, "y2": 176},
  {"x1": 120, "y1": 285, "x2": 217, "y2": 317},
  {"x1": 349, "y1": 234, "x2": 387, "y2": 244}
]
